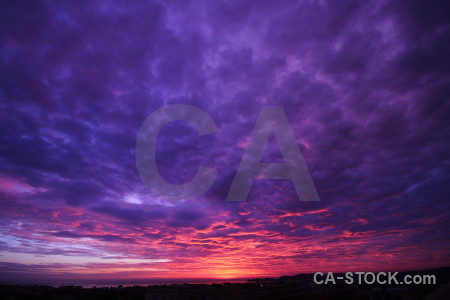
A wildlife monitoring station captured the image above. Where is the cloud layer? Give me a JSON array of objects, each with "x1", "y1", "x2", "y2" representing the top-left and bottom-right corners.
[{"x1": 1, "y1": 0, "x2": 449, "y2": 282}]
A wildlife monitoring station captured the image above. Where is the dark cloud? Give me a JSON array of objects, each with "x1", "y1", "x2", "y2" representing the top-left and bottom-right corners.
[
  {"x1": 53, "y1": 231, "x2": 136, "y2": 243},
  {"x1": 90, "y1": 203, "x2": 167, "y2": 223}
]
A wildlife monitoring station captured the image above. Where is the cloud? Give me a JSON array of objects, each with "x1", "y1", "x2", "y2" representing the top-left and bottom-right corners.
[{"x1": 0, "y1": 0, "x2": 449, "y2": 281}]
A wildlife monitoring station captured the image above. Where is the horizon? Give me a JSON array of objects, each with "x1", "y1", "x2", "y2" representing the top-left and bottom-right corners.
[
  {"x1": 1, "y1": 0, "x2": 450, "y2": 285},
  {"x1": 3, "y1": 266, "x2": 449, "y2": 287}
]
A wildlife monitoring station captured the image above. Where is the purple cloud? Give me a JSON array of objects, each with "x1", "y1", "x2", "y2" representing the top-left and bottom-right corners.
[{"x1": 0, "y1": 0, "x2": 449, "y2": 282}]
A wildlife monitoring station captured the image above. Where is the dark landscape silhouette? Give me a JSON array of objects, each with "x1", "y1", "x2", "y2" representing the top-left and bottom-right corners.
[{"x1": 1, "y1": 267, "x2": 448, "y2": 299}]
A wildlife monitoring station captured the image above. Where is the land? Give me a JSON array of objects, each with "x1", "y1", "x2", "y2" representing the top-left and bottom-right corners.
[{"x1": 1, "y1": 267, "x2": 449, "y2": 299}]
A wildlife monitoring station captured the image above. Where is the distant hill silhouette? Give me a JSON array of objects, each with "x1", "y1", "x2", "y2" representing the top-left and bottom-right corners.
[{"x1": 249, "y1": 266, "x2": 450, "y2": 286}]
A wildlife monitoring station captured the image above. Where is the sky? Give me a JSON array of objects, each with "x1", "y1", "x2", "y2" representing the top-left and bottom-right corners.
[{"x1": 0, "y1": 0, "x2": 449, "y2": 283}]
